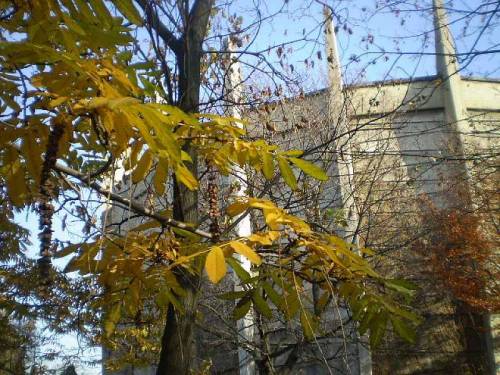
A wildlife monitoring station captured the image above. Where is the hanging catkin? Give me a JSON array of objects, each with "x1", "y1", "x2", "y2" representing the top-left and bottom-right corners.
[
  {"x1": 207, "y1": 165, "x2": 220, "y2": 242},
  {"x1": 38, "y1": 117, "x2": 65, "y2": 266}
]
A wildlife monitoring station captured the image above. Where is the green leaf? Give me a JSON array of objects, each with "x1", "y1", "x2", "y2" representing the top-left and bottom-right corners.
[
  {"x1": 385, "y1": 279, "x2": 417, "y2": 297},
  {"x1": 369, "y1": 312, "x2": 388, "y2": 348},
  {"x1": 233, "y1": 296, "x2": 252, "y2": 320},
  {"x1": 278, "y1": 156, "x2": 297, "y2": 190},
  {"x1": 391, "y1": 316, "x2": 416, "y2": 344},
  {"x1": 252, "y1": 290, "x2": 273, "y2": 318},
  {"x1": 218, "y1": 290, "x2": 249, "y2": 300},
  {"x1": 104, "y1": 303, "x2": 121, "y2": 337},
  {"x1": 114, "y1": 0, "x2": 143, "y2": 25},
  {"x1": 351, "y1": 296, "x2": 370, "y2": 321},
  {"x1": 227, "y1": 257, "x2": 251, "y2": 283},
  {"x1": 300, "y1": 310, "x2": 318, "y2": 341},
  {"x1": 262, "y1": 282, "x2": 282, "y2": 307},
  {"x1": 171, "y1": 227, "x2": 201, "y2": 240},
  {"x1": 389, "y1": 304, "x2": 421, "y2": 323},
  {"x1": 315, "y1": 291, "x2": 331, "y2": 314},
  {"x1": 358, "y1": 305, "x2": 376, "y2": 335},
  {"x1": 288, "y1": 157, "x2": 328, "y2": 181},
  {"x1": 279, "y1": 289, "x2": 300, "y2": 319},
  {"x1": 164, "y1": 288, "x2": 185, "y2": 314}
]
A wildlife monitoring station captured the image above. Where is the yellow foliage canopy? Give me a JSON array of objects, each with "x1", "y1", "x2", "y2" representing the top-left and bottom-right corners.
[{"x1": 0, "y1": 0, "x2": 419, "y2": 356}]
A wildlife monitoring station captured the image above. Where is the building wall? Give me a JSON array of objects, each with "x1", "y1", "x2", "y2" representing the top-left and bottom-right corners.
[{"x1": 248, "y1": 76, "x2": 499, "y2": 374}]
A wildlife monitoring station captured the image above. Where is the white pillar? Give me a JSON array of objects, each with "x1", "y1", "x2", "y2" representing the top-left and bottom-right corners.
[{"x1": 224, "y1": 38, "x2": 256, "y2": 375}]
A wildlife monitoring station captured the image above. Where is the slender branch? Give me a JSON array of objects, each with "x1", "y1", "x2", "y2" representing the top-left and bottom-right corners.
[
  {"x1": 11, "y1": 143, "x2": 212, "y2": 239},
  {"x1": 52, "y1": 161, "x2": 213, "y2": 239}
]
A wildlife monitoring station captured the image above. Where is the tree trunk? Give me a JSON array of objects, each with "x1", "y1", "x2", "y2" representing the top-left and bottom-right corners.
[
  {"x1": 155, "y1": 1, "x2": 214, "y2": 374},
  {"x1": 456, "y1": 301, "x2": 495, "y2": 374}
]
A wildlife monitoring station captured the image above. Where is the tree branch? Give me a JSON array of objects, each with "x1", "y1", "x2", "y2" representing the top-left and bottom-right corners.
[
  {"x1": 51, "y1": 160, "x2": 213, "y2": 239},
  {"x1": 11, "y1": 139, "x2": 213, "y2": 239},
  {"x1": 136, "y1": 0, "x2": 183, "y2": 55}
]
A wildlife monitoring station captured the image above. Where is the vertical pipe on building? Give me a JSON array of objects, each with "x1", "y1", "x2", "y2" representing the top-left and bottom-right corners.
[
  {"x1": 324, "y1": 7, "x2": 360, "y2": 246},
  {"x1": 433, "y1": 0, "x2": 470, "y2": 165},
  {"x1": 433, "y1": 1, "x2": 496, "y2": 373},
  {"x1": 324, "y1": 7, "x2": 372, "y2": 375},
  {"x1": 224, "y1": 38, "x2": 256, "y2": 375}
]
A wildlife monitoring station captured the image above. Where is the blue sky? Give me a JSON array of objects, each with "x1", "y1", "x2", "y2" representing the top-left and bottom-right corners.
[{"x1": 226, "y1": 0, "x2": 499, "y2": 92}]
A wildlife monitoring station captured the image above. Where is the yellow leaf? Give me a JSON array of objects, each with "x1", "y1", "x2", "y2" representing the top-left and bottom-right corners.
[
  {"x1": 61, "y1": 13, "x2": 86, "y2": 35},
  {"x1": 230, "y1": 241, "x2": 262, "y2": 265},
  {"x1": 89, "y1": 0, "x2": 113, "y2": 27},
  {"x1": 21, "y1": 135, "x2": 42, "y2": 183},
  {"x1": 288, "y1": 157, "x2": 328, "y2": 181},
  {"x1": 181, "y1": 150, "x2": 193, "y2": 162},
  {"x1": 86, "y1": 97, "x2": 109, "y2": 109},
  {"x1": 226, "y1": 200, "x2": 249, "y2": 216},
  {"x1": 263, "y1": 208, "x2": 282, "y2": 230},
  {"x1": 282, "y1": 150, "x2": 304, "y2": 157},
  {"x1": 49, "y1": 96, "x2": 68, "y2": 108},
  {"x1": 361, "y1": 247, "x2": 375, "y2": 256},
  {"x1": 248, "y1": 231, "x2": 280, "y2": 246},
  {"x1": 126, "y1": 140, "x2": 143, "y2": 169},
  {"x1": 6, "y1": 160, "x2": 27, "y2": 207},
  {"x1": 278, "y1": 156, "x2": 297, "y2": 190},
  {"x1": 175, "y1": 164, "x2": 198, "y2": 190},
  {"x1": 248, "y1": 198, "x2": 277, "y2": 210},
  {"x1": 107, "y1": 97, "x2": 140, "y2": 110},
  {"x1": 129, "y1": 278, "x2": 141, "y2": 308},
  {"x1": 132, "y1": 150, "x2": 153, "y2": 184},
  {"x1": 153, "y1": 161, "x2": 168, "y2": 195},
  {"x1": 205, "y1": 246, "x2": 227, "y2": 283},
  {"x1": 261, "y1": 152, "x2": 274, "y2": 180}
]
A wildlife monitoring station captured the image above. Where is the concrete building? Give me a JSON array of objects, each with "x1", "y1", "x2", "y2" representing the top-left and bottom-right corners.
[{"x1": 245, "y1": 1, "x2": 499, "y2": 373}]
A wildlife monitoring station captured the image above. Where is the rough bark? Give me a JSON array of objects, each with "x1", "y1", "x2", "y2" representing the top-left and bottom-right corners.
[{"x1": 153, "y1": 1, "x2": 214, "y2": 374}]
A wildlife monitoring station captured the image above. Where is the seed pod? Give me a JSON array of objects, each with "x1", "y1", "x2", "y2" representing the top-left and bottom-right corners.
[{"x1": 37, "y1": 118, "x2": 65, "y2": 277}]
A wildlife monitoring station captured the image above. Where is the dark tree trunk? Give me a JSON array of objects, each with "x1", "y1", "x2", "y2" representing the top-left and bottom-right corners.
[
  {"x1": 456, "y1": 301, "x2": 495, "y2": 375},
  {"x1": 155, "y1": 1, "x2": 214, "y2": 374}
]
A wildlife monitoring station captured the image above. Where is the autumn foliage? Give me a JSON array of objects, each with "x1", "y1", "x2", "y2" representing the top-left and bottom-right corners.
[{"x1": 419, "y1": 199, "x2": 499, "y2": 312}]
